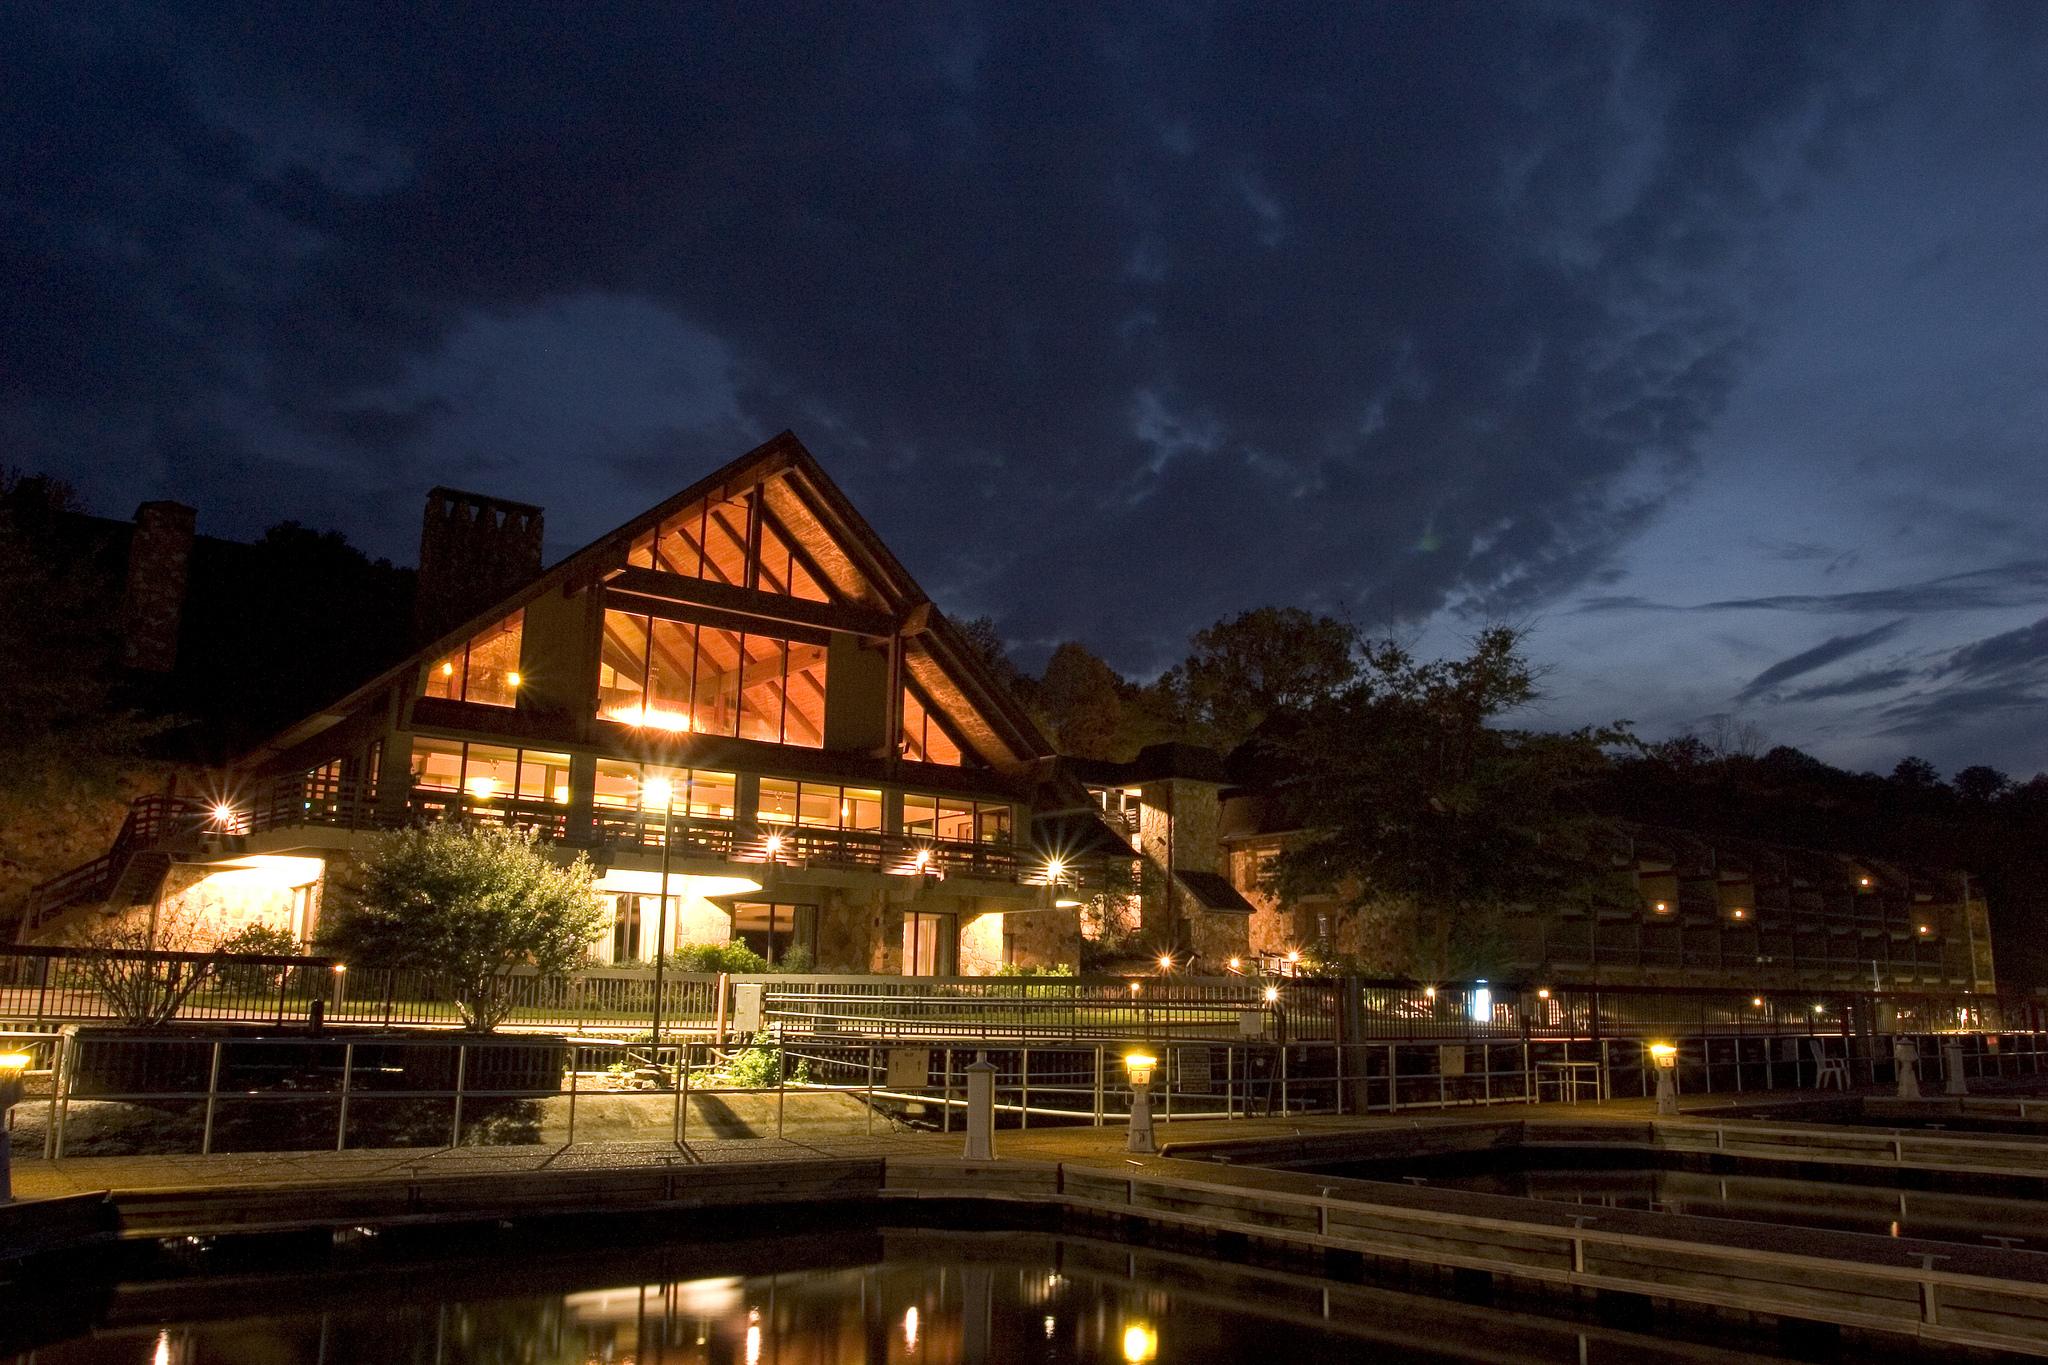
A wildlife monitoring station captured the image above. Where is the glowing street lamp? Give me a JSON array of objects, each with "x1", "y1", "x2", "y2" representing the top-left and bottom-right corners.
[
  {"x1": 0, "y1": 1052, "x2": 30, "y2": 1202},
  {"x1": 1649, "y1": 1042, "x2": 1678, "y2": 1116},
  {"x1": 1124, "y1": 1052, "x2": 1159, "y2": 1154},
  {"x1": 1156, "y1": 953, "x2": 1174, "y2": 975},
  {"x1": 1121, "y1": 1322, "x2": 1158, "y2": 1363}
]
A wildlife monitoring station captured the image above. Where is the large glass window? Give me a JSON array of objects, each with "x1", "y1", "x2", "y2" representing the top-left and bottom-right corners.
[
  {"x1": 902, "y1": 684, "x2": 968, "y2": 765},
  {"x1": 422, "y1": 611, "x2": 524, "y2": 707},
  {"x1": 904, "y1": 912, "x2": 956, "y2": 976},
  {"x1": 598, "y1": 607, "x2": 828, "y2": 747},
  {"x1": 731, "y1": 902, "x2": 817, "y2": 967},
  {"x1": 591, "y1": 762, "x2": 737, "y2": 819},
  {"x1": 902, "y1": 794, "x2": 1011, "y2": 844},
  {"x1": 410, "y1": 739, "x2": 571, "y2": 807},
  {"x1": 629, "y1": 483, "x2": 833, "y2": 603},
  {"x1": 757, "y1": 778, "x2": 884, "y2": 830}
]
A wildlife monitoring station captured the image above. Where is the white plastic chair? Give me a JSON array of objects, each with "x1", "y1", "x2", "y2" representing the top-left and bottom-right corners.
[{"x1": 1808, "y1": 1038, "x2": 1849, "y2": 1090}]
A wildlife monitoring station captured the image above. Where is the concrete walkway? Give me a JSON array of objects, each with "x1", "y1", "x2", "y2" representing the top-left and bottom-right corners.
[{"x1": 6, "y1": 1091, "x2": 1697, "y2": 1199}]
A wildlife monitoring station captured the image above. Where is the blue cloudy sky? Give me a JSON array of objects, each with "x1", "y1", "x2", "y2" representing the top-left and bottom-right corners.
[{"x1": 4, "y1": 2, "x2": 2046, "y2": 775}]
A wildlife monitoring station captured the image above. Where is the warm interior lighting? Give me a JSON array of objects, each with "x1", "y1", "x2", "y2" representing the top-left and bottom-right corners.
[
  {"x1": 440, "y1": 661, "x2": 454, "y2": 677},
  {"x1": 553, "y1": 784, "x2": 570, "y2": 803},
  {"x1": 1121, "y1": 1322, "x2": 1158, "y2": 1363},
  {"x1": 594, "y1": 868, "x2": 762, "y2": 898},
  {"x1": 913, "y1": 848, "x2": 932, "y2": 870},
  {"x1": 607, "y1": 703, "x2": 692, "y2": 732},
  {"x1": 762, "y1": 832, "x2": 785, "y2": 856},
  {"x1": 643, "y1": 777, "x2": 676, "y2": 808},
  {"x1": 466, "y1": 776, "x2": 497, "y2": 799},
  {"x1": 1262, "y1": 985, "x2": 1280, "y2": 1004},
  {"x1": 1123, "y1": 1053, "x2": 1158, "y2": 1085},
  {"x1": 902, "y1": 1306, "x2": 919, "y2": 1351},
  {"x1": 0, "y1": 1053, "x2": 30, "y2": 1072}
]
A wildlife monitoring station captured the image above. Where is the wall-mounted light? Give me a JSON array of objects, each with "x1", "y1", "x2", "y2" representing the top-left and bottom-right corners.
[
  {"x1": 1263, "y1": 985, "x2": 1280, "y2": 1004},
  {"x1": 505, "y1": 671, "x2": 522, "y2": 689},
  {"x1": 1536, "y1": 987, "x2": 1551, "y2": 1000},
  {"x1": 1653, "y1": 901, "x2": 1670, "y2": 914}
]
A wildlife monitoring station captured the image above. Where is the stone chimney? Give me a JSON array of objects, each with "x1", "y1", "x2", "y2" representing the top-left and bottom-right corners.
[
  {"x1": 414, "y1": 487, "x2": 544, "y2": 641},
  {"x1": 120, "y1": 500, "x2": 196, "y2": 672}
]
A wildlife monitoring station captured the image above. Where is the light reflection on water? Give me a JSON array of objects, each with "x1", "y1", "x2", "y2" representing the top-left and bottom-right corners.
[{"x1": 11, "y1": 1227, "x2": 1911, "y2": 1364}]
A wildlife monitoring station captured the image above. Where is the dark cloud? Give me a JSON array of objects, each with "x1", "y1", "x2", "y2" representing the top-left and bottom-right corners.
[
  {"x1": 1782, "y1": 667, "x2": 1914, "y2": 703},
  {"x1": 1736, "y1": 619, "x2": 1906, "y2": 701},
  {"x1": 1579, "y1": 561, "x2": 2048, "y2": 617},
  {"x1": 1937, "y1": 614, "x2": 2048, "y2": 681},
  {"x1": 1, "y1": 1, "x2": 1906, "y2": 672}
]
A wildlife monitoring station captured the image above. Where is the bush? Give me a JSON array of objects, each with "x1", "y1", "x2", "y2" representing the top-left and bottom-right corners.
[
  {"x1": 665, "y1": 941, "x2": 767, "y2": 974},
  {"x1": 701, "y1": 1033, "x2": 809, "y2": 1087},
  {"x1": 769, "y1": 944, "x2": 814, "y2": 974},
  {"x1": 215, "y1": 924, "x2": 303, "y2": 993},
  {"x1": 993, "y1": 962, "x2": 1075, "y2": 977}
]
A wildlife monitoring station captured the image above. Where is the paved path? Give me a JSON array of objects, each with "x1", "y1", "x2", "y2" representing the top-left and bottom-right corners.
[{"x1": 5, "y1": 1091, "x2": 1711, "y2": 1199}]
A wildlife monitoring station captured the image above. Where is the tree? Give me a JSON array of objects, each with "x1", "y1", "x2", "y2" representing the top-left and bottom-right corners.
[
  {"x1": 1271, "y1": 626, "x2": 1632, "y2": 980},
  {"x1": 1890, "y1": 756, "x2": 1944, "y2": 790},
  {"x1": 0, "y1": 470, "x2": 167, "y2": 930},
  {"x1": 322, "y1": 824, "x2": 606, "y2": 1031},
  {"x1": 1178, "y1": 607, "x2": 1359, "y2": 748},
  {"x1": 1035, "y1": 641, "x2": 1129, "y2": 759},
  {"x1": 66, "y1": 900, "x2": 225, "y2": 1028},
  {"x1": 1953, "y1": 765, "x2": 2012, "y2": 803}
]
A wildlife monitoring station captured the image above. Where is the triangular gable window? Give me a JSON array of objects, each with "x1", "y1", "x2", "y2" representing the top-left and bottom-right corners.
[
  {"x1": 903, "y1": 681, "x2": 979, "y2": 767},
  {"x1": 629, "y1": 482, "x2": 833, "y2": 603}
]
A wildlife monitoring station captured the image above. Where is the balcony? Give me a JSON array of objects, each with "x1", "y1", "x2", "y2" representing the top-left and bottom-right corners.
[{"x1": 31, "y1": 772, "x2": 1083, "y2": 916}]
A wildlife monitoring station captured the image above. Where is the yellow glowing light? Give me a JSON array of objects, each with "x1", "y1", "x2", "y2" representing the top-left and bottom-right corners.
[
  {"x1": 1123, "y1": 1052, "x2": 1158, "y2": 1085},
  {"x1": 1285, "y1": 949, "x2": 1300, "y2": 963},
  {"x1": 0, "y1": 1053, "x2": 30, "y2": 1072},
  {"x1": 439, "y1": 660, "x2": 454, "y2": 677},
  {"x1": 1157, "y1": 954, "x2": 1173, "y2": 971},
  {"x1": 154, "y1": 1332, "x2": 172, "y2": 1365},
  {"x1": 1649, "y1": 1042, "x2": 1677, "y2": 1065},
  {"x1": 1653, "y1": 900, "x2": 1669, "y2": 913},
  {"x1": 1045, "y1": 857, "x2": 1066, "y2": 883},
  {"x1": 505, "y1": 670, "x2": 522, "y2": 688},
  {"x1": 608, "y1": 704, "x2": 691, "y2": 732},
  {"x1": 903, "y1": 1306, "x2": 919, "y2": 1351},
  {"x1": 913, "y1": 848, "x2": 933, "y2": 870},
  {"x1": 1227, "y1": 956, "x2": 1242, "y2": 971},
  {"x1": 211, "y1": 802, "x2": 236, "y2": 825},
  {"x1": 1752, "y1": 996, "x2": 1764, "y2": 1007},
  {"x1": 1424, "y1": 985, "x2": 1437, "y2": 1000},
  {"x1": 553, "y1": 784, "x2": 569, "y2": 803},
  {"x1": 465, "y1": 776, "x2": 497, "y2": 799},
  {"x1": 1731, "y1": 908, "x2": 1746, "y2": 920},
  {"x1": 1859, "y1": 876, "x2": 1872, "y2": 888},
  {"x1": 644, "y1": 777, "x2": 676, "y2": 808},
  {"x1": 1129, "y1": 980, "x2": 1142, "y2": 996},
  {"x1": 1263, "y1": 985, "x2": 1280, "y2": 1004},
  {"x1": 1122, "y1": 1322, "x2": 1158, "y2": 1363},
  {"x1": 763, "y1": 832, "x2": 785, "y2": 856},
  {"x1": 333, "y1": 963, "x2": 348, "y2": 975},
  {"x1": 1537, "y1": 987, "x2": 1551, "y2": 1000},
  {"x1": 1919, "y1": 924, "x2": 1932, "y2": 935}
]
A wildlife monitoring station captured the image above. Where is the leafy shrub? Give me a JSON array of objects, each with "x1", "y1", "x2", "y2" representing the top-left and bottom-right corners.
[
  {"x1": 214, "y1": 923, "x2": 304, "y2": 994},
  {"x1": 665, "y1": 941, "x2": 768, "y2": 974},
  {"x1": 769, "y1": 945, "x2": 814, "y2": 974},
  {"x1": 701, "y1": 1034, "x2": 808, "y2": 1087},
  {"x1": 993, "y1": 962, "x2": 1075, "y2": 977}
]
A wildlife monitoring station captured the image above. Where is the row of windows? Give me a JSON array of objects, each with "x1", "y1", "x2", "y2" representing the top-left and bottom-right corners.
[
  {"x1": 407, "y1": 738, "x2": 1010, "y2": 839},
  {"x1": 423, "y1": 612, "x2": 525, "y2": 707}
]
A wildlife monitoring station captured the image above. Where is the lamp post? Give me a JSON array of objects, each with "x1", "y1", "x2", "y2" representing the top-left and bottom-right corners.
[
  {"x1": 1124, "y1": 1051, "x2": 1158, "y2": 1154},
  {"x1": 646, "y1": 777, "x2": 676, "y2": 1054},
  {"x1": 0, "y1": 1052, "x2": 29, "y2": 1203},
  {"x1": 1650, "y1": 1042, "x2": 1678, "y2": 1116}
]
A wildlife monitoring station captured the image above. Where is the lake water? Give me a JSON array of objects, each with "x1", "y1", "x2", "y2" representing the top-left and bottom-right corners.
[{"x1": 0, "y1": 1216, "x2": 1900, "y2": 1364}]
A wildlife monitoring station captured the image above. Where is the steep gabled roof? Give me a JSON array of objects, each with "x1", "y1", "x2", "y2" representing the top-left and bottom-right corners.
[{"x1": 245, "y1": 432, "x2": 1054, "y2": 771}]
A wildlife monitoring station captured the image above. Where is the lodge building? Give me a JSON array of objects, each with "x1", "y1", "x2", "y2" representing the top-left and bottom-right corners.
[{"x1": 21, "y1": 433, "x2": 1997, "y2": 994}]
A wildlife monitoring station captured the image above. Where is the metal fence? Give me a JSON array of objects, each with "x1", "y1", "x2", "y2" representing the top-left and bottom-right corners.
[
  {"x1": 6, "y1": 946, "x2": 2046, "y2": 1048},
  {"x1": 7, "y1": 1025, "x2": 2047, "y2": 1162}
]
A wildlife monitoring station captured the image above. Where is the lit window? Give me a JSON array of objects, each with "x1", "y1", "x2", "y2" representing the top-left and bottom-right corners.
[
  {"x1": 422, "y1": 611, "x2": 525, "y2": 707},
  {"x1": 598, "y1": 608, "x2": 827, "y2": 748},
  {"x1": 627, "y1": 482, "x2": 835, "y2": 603},
  {"x1": 902, "y1": 684, "x2": 968, "y2": 765},
  {"x1": 903, "y1": 793, "x2": 1014, "y2": 844}
]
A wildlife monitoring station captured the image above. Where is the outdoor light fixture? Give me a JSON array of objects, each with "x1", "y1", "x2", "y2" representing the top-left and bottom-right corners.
[
  {"x1": 1537, "y1": 988, "x2": 1551, "y2": 1000},
  {"x1": 1130, "y1": 980, "x2": 1142, "y2": 996},
  {"x1": 1263, "y1": 985, "x2": 1280, "y2": 1004},
  {"x1": 1649, "y1": 1041, "x2": 1679, "y2": 1116},
  {"x1": 211, "y1": 802, "x2": 236, "y2": 827},
  {"x1": 1752, "y1": 996, "x2": 1764, "y2": 1008},
  {"x1": 1156, "y1": 954, "x2": 1174, "y2": 973},
  {"x1": 1045, "y1": 857, "x2": 1067, "y2": 883},
  {"x1": 1123, "y1": 1053, "x2": 1159, "y2": 1154},
  {"x1": 1285, "y1": 949, "x2": 1300, "y2": 963},
  {"x1": 1653, "y1": 901, "x2": 1669, "y2": 913},
  {"x1": 1121, "y1": 1322, "x2": 1159, "y2": 1363},
  {"x1": 505, "y1": 670, "x2": 522, "y2": 689},
  {"x1": 1731, "y1": 908, "x2": 1746, "y2": 920},
  {"x1": 332, "y1": 962, "x2": 347, "y2": 975},
  {"x1": 1859, "y1": 876, "x2": 1873, "y2": 888},
  {"x1": 1227, "y1": 956, "x2": 1242, "y2": 972},
  {"x1": 1424, "y1": 985, "x2": 1437, "y2": 1000},
  {"x1": 440, "y1": 661, "x2": 455, "y2": 677},
  {"x1": 1919, "y1": 925, "x2": 1932, "y2": 935},
  {"x1": 912, "y1": 848, "x2": 932, "y2": 871}
]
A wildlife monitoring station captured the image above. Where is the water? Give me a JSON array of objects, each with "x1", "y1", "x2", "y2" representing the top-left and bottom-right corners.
[
  {"x1": 1317, "y1": 1148, "x2": 2048, "y2": 1246},
  {"x1": 0, "y1": 1217, "x2": 1893, "y2": 1364}
]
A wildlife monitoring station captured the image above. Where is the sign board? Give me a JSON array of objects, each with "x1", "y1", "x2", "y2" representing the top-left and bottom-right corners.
[
  {"x1": 886, "y1": 1047, "x2": 932, "y2": 1090},
  {"x1": 1237, "y1": 1010, "x2": 1267, "y2": 1039},
  {"x1": 1180, "y1": 1047, "x2": 1213, "y2": 1095},
  {"x1": 1438, "y1": 1043, "x2": 1467, "y2": 1077},
  {"x1": 732, "y1": 982, "x2": 765, "y2": 1034}
]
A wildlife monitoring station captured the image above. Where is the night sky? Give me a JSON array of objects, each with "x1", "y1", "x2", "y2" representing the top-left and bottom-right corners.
[{"x1": 6, "y1": 4, "x2": 2047, "y2": 776}]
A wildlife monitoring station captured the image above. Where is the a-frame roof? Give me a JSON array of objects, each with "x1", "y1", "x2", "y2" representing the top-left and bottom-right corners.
[{"x1": 247, "y1": 431, "x2": 1054, "y2": 771}]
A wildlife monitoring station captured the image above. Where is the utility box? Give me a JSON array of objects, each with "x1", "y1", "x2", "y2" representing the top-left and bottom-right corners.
[
  {"x1": 886, "y1": 1048, "x2": 931, "y2": 1090},
  {"x1": 732, "y1": 983, "x2": 765, "y2": 1034}
]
